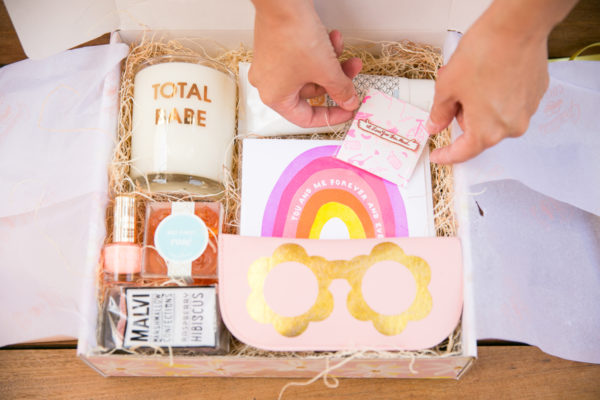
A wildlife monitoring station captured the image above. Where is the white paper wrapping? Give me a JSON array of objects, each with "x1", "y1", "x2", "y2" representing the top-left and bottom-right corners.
[
  {"x1": 0, "y1": 44, "x2": 129, "y2": 218},
  {"x1": 461, "y1": 61, "x2": 600, "y2": 217},
  {"x1": 0, "y1": 193, "x2": 107, "y2": 346},
  {"x1": 237, "y1": 62, "x2": 338, "y2": 136},
  {"x1": 0, "y1": 44, "x2": 128, "y2": 346},
  {"x1": 445, "y1": 31, "x2": 600, "y2": 363},
  {"x1": 237, "y1": 62, "x2": 434, "y2": 136},
  {"x1": 466, "y1": 180, "x2": 600, "y2": 364}
]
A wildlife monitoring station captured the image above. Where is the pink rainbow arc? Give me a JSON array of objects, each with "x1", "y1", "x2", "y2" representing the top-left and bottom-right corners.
[{"x1": 261, "y1": 145, "x2": 408, "y2": 238}]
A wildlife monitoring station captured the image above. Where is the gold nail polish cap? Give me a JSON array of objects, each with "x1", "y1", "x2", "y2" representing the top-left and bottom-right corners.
[{"x1": 113, "y1": 195, "x2": 136, "y2": 243}]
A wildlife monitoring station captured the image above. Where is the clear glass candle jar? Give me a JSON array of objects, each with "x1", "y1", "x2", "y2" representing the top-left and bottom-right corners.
[{"x1": 130, "y1": 55, "x2": 236, "y2": 195}]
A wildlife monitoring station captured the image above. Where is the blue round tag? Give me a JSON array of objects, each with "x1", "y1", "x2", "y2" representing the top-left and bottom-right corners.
[{"x1": 154, "y1": 214, "x2": 208, "y2": 263}]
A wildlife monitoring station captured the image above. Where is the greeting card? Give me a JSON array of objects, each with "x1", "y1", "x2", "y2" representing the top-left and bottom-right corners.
[
  {"x1": 240, "y1": 139, "x2": 434, "y2": 239},
  {"x1": 336, "y1": 88, "x2": 430, "y2": 187}
]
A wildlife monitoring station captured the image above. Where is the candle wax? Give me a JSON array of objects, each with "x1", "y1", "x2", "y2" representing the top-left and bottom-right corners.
[{"x1": 131, "y1": 61, "x2": 236, "y2": 192}]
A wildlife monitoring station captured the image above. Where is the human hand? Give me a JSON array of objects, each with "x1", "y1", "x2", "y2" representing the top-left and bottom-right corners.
[
  {"x1": 426, "y1": 0, "x2": 577, "y2": 164},
  {"x1": 249, "y1": 0, "x2": 362, "y2": 128}
]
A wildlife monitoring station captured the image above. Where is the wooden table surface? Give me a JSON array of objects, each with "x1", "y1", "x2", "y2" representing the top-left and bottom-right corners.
[{"x1": 1, "y1": 1, "x2": 599, "y2": 399}]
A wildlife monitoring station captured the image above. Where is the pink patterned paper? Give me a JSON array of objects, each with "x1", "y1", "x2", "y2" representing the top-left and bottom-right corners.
[{"x1": 336, "y1": 88, "x2": 430, "y2": 187}]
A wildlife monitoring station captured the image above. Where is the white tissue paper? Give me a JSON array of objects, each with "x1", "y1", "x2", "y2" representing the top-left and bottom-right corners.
[
  {"x1": 0, "y1": 43, "x2": 129, "y2": 346},
  {"x1": 446, "y1": 30, "x2": 600, "y2": 363},
  {"x1": 462, "y1": 62, "x2": 600, "y2": 217},
  {"x1": 237, "y1": 62, "x2": 434, "y2": 136},
  {"x1": 466, "y1": 179, "x2": 600, "y2": 364}
]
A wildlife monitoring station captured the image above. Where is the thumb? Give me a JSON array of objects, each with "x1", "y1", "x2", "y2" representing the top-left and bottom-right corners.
[
  {"x1": 426, "y1": 80, "x2": 458, "y2": 135},
  {"x1": 320, "y1": 67, "x2": 359, "y2": 111}
]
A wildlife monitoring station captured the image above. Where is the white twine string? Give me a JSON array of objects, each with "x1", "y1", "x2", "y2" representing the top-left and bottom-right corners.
[
  {"x1": 277, "y1": 352, "x2": 364, "y2": 400},
  {"x1": 408, "y1": 354, "x2": 418, "y2": 375}
]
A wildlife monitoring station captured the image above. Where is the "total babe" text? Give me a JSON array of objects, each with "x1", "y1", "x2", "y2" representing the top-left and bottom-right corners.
[{"x1": 152, "y1": 82, "x2": 212, "y2": 127}]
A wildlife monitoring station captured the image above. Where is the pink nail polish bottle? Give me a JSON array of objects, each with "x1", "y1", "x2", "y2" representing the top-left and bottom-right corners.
[{"x1": 103, "y1": 195, "x2": 141, "y2": 283}]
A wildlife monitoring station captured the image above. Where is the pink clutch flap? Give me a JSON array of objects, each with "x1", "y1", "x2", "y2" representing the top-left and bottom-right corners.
[{"x1": 218, "y1": 234, "x2": 463, "y2": 351}]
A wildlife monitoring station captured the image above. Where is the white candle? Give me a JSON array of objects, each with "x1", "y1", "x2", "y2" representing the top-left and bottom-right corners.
[{"x1": 130, "y1": 56, "x2": 236, "y2": 194}]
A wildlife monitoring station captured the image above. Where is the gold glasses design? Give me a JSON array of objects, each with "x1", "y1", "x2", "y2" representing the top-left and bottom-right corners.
[{"x1": 247, "y1": 242, "x2": 432, "y2": 337}]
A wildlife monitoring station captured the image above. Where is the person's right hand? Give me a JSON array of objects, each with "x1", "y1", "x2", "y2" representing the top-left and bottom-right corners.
[
  {"x1": 426, "y1": 0, "x2": 579, "y2": 164},
  {"x1": 249, "y1": 0, "x2": 362, "y2": 128}
]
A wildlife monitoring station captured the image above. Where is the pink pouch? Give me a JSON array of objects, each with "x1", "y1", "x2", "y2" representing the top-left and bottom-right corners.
[{"x1": 219, "y1": 234, "x2": 462, "y2": 351}]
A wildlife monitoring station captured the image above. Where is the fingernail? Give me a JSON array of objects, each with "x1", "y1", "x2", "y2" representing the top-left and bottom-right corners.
[
  {"x1": 425, "y1": 118, "x2": 437, "y2": 134},
  {"x1": 342, "y1": 95, "x2": 358, "y2": 110}
]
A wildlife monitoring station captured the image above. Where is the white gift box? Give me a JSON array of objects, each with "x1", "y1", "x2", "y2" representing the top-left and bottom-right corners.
[{"x1": 5, "y1": 0, "x2": 598, "y2": 378}]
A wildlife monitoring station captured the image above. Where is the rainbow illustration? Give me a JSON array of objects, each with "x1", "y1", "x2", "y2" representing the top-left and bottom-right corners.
[{"x1": 261, "y1": 145, "x2": 408, "y2": 239}]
